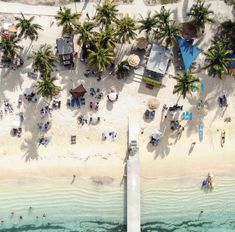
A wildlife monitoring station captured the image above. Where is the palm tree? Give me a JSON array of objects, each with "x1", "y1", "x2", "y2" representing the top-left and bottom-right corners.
[
  {"x1": 204, "y1": 39, "x2": 232, "y2": 79},
  {"x1": 75, "y1": 21, "x2": 95, "y2": 46},
  {"x1": 15, "y1": 12, "x2": 43, "y2": 41},
  {"x1": 36, "y1": 76, "x2": 61, "y2": 100},
  {"x1": 95, "y1": 26, "x2": 117, "y2": 49},
  {"x1": 187, "y1": 0, "x2": 214, "y2": 32},
  {"x1": 173, "y1": 72, "x2": 200, "y2": 99},
  {"x1": 116, "y1": 60, "x2": 130, "y2": 79},
  {"x1": 218, "y1": 20, "x2": 235, "y2": 50},
  {"x1": 0, "y1": 36, "x2": 22, "y2": 61},
  {"x1": 154, "y1": 7, "x2": 171, "y2": 25},
  {"x1": 95, "y1": 0, "x2": 118, "y2": 29},
  {"x1": 116, "y1": 16, "x2": 137, "y2": 44},
  {"x1": 154, "y1": 20, "x2": 180, "y2": 47},
  {"x1": 138, "y1": 11, "x2": 157, "y2": 41},
  {"x1": 87, "y1": 43, "x2": 114, "y2": 72},
  {"x1": 55, "y1": 6, "x2": 80, "y2": 34},
  {"x1": 28, "y1": 44, "x2": 58, "y2": 76}
]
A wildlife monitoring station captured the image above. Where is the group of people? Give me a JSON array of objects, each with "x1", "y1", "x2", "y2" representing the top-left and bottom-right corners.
[
  {"x1": 38, "y1": 121, "x2": 50, "y2": 132},
  {"x1": 40, "y1": 106, "x2": 52, "y2": 118},
  {"x1": 102, "y1": 131, "x2": 117, "y2": 141},
  {"x1": 24, "y1": 92, "x2": 37, "y2": 103},
  {"x1": 0, "y1": 101, "x2": 14, "y2": 120}
]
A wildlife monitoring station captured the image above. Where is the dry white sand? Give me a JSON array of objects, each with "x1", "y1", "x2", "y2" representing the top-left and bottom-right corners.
[{"x1": 0, "y1": 0, "x2": 234, "y2": 182}]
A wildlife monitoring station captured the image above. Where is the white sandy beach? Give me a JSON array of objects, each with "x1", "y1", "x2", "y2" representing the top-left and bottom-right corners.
[{"x1": 0, "y1": 0, "x2": 234, "y2": 183}]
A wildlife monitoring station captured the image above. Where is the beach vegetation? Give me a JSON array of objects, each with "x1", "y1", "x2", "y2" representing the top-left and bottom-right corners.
[
  {"x1": 204, "y1": 39, "x2": 232, "y2": 79},
  {"x1": 95, "y1": 0, "x2": 118, "y2": 29},
  {"x1": 116, "y1": 16, "x2": 137, "y2": 44},
  {"x1": 187, "y1": 0, "x2": 214, "y2": 33},
  {"x1": 29, "y1": 44, "x2": 58, "y2": 77},
  {"x1": 15, "y1": 13, "x2": 43, "y2": 41},
  {"x1": 75, "y1": 21, "x2": 95, "y2": 47},
  {"x1": 217, "y1": 20, "x2": 235, "y2": 51},
  {"x1": 116, "y1": 60, "x2": 131, "y2": 79},
  {"x1": 55, "y1": 6, "x2": 80, "y2": 35},
  {"x1": 87, "y1": 42, "x2": 114, "y2": 72},
  {"x1": 173, "y1": 71, "x2": 200, "y2": 99},
  {"x1": 0, "y1": 35, "x2": 22, "y2": 62},
  {"x1": 36, "y1": 76, "x2": 61, "y2": 100},
  {"x1": 138, "y1": 11, "x2": 157, "y2": 41},
  {"x1": 153, "y1": 8, "x2": 181, "y2": 47},
  {"x1": 94, "y1": 26, "x2": 117, "y2": 49}
]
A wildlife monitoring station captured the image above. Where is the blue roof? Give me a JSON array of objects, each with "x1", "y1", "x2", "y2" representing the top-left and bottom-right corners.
[
  {"x1": 229, "y1": 53, "x2": 235, "y2": 69},
  {"x1": 177, "y1": 37, "x2": 202, "y2": 70}
]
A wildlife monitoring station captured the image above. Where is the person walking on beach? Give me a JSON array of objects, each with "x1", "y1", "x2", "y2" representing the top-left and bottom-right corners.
[
  {"x1": 86, "y1": 13, "x2": 90, "y2": 20},
  {"x1": 71, "y1": 174, "x2": 76, "y2": 184}
]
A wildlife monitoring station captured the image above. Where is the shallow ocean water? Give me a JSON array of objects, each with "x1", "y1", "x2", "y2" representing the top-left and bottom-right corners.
[{"x1": 0, "y1": 174, "x2": 235, "y2": 232}]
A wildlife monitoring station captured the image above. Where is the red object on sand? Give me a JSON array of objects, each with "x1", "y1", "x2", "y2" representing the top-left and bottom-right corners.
[{"x1": 2, "y1": 33, "x2": 10, "y2": 40}]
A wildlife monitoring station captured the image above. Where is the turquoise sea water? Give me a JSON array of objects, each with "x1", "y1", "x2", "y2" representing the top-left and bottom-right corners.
[{"x1": 0, "y1": 174, "x2": 235, "y2": 232}]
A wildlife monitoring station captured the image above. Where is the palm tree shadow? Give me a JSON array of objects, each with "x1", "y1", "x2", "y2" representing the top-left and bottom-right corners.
[{"x1": 21, "y1": 135, "x2": 39, "y2": 162}]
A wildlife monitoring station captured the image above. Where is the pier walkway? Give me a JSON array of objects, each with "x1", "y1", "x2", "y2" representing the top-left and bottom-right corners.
[{"x1": 127, "y1": 118, "x2": 140, "y2": 232}]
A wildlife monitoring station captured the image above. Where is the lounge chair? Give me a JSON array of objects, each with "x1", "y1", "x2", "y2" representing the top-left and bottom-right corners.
[
  {"x1": 198, "y1": 124, "x2": 203, "y2": 142},
  {"x1": 71, "y1": 97, "x2": 76, "y2": 107},
  {"x1": 144, "y1": 109, "x2": 150, "y2": 119},
  {"x1": 150, "y1": 110, "x2": 155, "y2": 120},
  {"x1": 185, "y1": 112, "x2": 189, "y2": 120},
  {"x1": 181, "y1": 112, "x2": 185, "y2": 120},
  {"x1": 67, "y1": 99, "x2": 71, "y2": 107},
  {"x1": 75, "y1": 98, "x2": 80, "y2": 108},
  {"x1": 200, "y1": 83, "x2": 204, "y2": 93},
  {"x1": 189, "y1": 112, "x2": 193, "y2": 121},
  {"x1": 71, "y1": 136, "x2": 76, "y2": 145}
]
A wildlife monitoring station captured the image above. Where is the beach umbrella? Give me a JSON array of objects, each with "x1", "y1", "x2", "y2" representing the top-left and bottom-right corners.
[
  {"x1": 127, "y1": 54, "x2": 140, "y2": 67},
  {"x1": 136, "y1": 37, "x2": 148, "y2": 50},
  {"x1": 147, "y1": 98, "x2": 159, "y2": 110},
  {"x1": 24, "y1": 88, "x2": 33, "y2": 96},
  {"x1": 108, "y1": 92, "x2": 117, "y2": 102}
]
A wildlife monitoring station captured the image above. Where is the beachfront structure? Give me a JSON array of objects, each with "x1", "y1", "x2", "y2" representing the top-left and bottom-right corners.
[
  {"x1": 143, "y1": 43, "x2": 172, "y2": 87},
  {"x1": 127, "y1": 118, "x2": 140, "y2": 232},
  {"x1": 177, "y1": 37, "x2": 202, "y2": 70},
  {"x1": 146, "y1": 43, "x2": 172, "y2": 75},
  {"x1": 56, "y1": 34, "x2": 74, "y2": 66}
]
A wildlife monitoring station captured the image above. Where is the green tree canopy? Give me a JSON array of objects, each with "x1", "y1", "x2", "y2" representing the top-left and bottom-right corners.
[
  {"x1": 15, "y1": 13, "x2": 43, "y2": 41},
  {"x1": 87, "y1": 43, "x2": 114, "y2": 72},
  {"x1": 187, "y1": 0, "x2": 214, "y2": 32},
  {"x1": 28, "y1": 44, "x2": 58, "y2": 76},
  {"x1": 173, "y1": 72, "x2": 200, "y2": 99},
  {"x1": 36, "y1": 76, "x2": 61, "y2": 100},
  {"x1": 116, "y1": 16, "x2": 137, "y2": 44},
  {"x1": 138, "y1": 11, "x2": 157, "y2": 40},
  {"x1": 55, "y1": 7, "x2": 80, "y2": 34},
  {"x1": 204, "y1": 39, "x2": 232, "y2": 79},
  {"x1": 0, "y1": 36, "x2": 22, "y2": 61},
  {"x1": 95, "y1": 0, "x2": 118, "y2": 28}
]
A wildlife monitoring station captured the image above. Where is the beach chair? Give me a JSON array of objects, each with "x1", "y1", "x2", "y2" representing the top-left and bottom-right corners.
[
  {"x1": 144, "y1": 109, "x2": 150, "y2": 119},
  {"x1": 150, "y1": 110, "x2": 155, "y2": 120},
  {"x1": 189, "y1": 112, "x2": 193, "y2": 121},
  {"x1": 198, "y1": 124, "x2": 203, "y2": 142},
  {"x1": 185, "y1": 112, "x2": 189, "y2": 120},
  {"x1": 75, "y1": 98, "x2": 80, "y2": 108},
  {"x1": 181, "y1": 112, "x2": 185, "y2": 120},
  {"x1": 71, "y1": 136, "x2": 76, "y2": 145},
  {"x1": 71, "y1": 97, "x2": 76, "y2": 107},
  {"x1": 192, "y1": 84, "x2": 197, "y2": 92},
  {"x1": 200, "y1": 83, "x2": 204, "y2": 93},
  {"x1": 67, "y1": 98, "x2": 71, "y2": 107}
]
